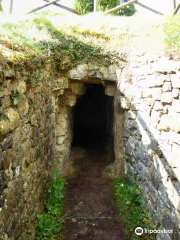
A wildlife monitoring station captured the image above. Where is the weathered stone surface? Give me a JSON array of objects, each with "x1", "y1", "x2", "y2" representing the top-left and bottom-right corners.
[
  {"x1": 146, "y1": 75, "x2": 164, "y2": 87},
  {"x1": 151, "y1": 109, "x2": 161, "y2": 127},
  {"x1": 65, "y1": 92, "x2": 76, "y2": 107},
  {"x1": 118, "y1": 56, "x2": 180, "y2": 236},
  {"x1": 171, "y1": 74, "x2": 180, "y2": 89},
  {"x1": 68, "y1": 64, "x2": 88, "y2": 79},
  {"x1": 119, "y1": 96, "x2": 131, "y2": 109},
  {"x1": 161, "y1": 92, "x2": 173, "y2": 103},
  {"x1": 0, "y1": 108, "x2": 20, "y2": 135},
  {"x1": 153, "y1": 58, "x2": 180, "y2": 73},
  {"x1": 158, "y1": 114, "x2": 170, "y2": 131},
  {"x1": 105, "y1": 85, "x2": 116, "y2": 96},
  {"x1": 108, "y1": 65, "x2": 118, "y2": 81},
  {"x1": 16, "y1": 81, "x2": 26, "y2": 94},
  {"x1": 152, "y1": 88, "x2": 162, "y2": 100},
  {"x1": 169, "y1": 113, "x2": 180, "y2": 133},
  {"x1": 163, "y1": 82, "x2": 172, "y2": 92},
  {"x1": 17, "y1": 99, "x2": 29, "y2": 117},
  {"x1": 70, "y1": 83, "x2": 86, "y2": 95},
  {"x1": 154, "y1": 101, "x2": 163, "y2": 111},
  {"x1": 172, "y1": 99, "x2": 180, "y2": 113},
  {"x1": 172, "y1": 89, "x2": 179, "y2": 98}
]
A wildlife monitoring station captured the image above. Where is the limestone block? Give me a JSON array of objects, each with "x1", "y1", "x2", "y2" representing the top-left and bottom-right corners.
[
  {"x1": 172, "y1": 99, "x2": 180, "y2": 113},
  {"x1": 99, "y1": 67, "x2": 109, "y2": 79},
  {"x1": 154, "y1": 101, "x2": 163, "y2": 111},
  {"x1": 108, "y1": 65, "x2": 118, "y2": 81},
  {"x1": 105, "y1": 85, "x2": 116, "y2": 96},
  {"x1": 56, "y1": 119, "x2": 67, "y2": 136},
  {"x1": 56, "y1": 136, "x2": 65, "y2": 145},
  {"x1": 146, "y1": 75, "x2": 164, "y2": 87},
  {"x1": 162, "y1": 82, "x2": 172, "y2": 92},
  {"x1": 17, "y1": 99, "x2": 29, "y2": 117},
  {"x1": 30, "y1": 114, "x2": 39, "y2": 127},
  {"x1": 163, "y1": 105, "x2": 170, "y2": 114},
  {"x1": 142, "y1": 88, "x2": 152, "y2": 98},
  {"x1": 172, "y1": 89, "x2": 179, "y2": 98},
  {"x1": 161, "y1": 92, "x2": 173, "y2": 103},
  {"x1": 70, "y1": 83, "x2": 86, "y2": 95},
  {"x1": 0, "y1": 108, "x2": 20, "y2": 135},
  {"x1": 171, "y1": 74, "x2": 180, "y2": 89},
  {"x1": 152, "y1": 88, "x2": 162, "y2": 100},
  {"x1": 158, "y1": 114, "x2": 170, "y2": 131},
  {"x1": 65, "y1": 93, "x2": 76, "y2": 107},
  {"x1": 151, "y1": 109, "x2": 161, "y2": 127},
  {"x1": 2, "y1": 96, "x2": 11, "y2": 108},
  {"x1": 153, "y1": 58, "x2": 180, "y2": 73},
  {"x1": 53, "y1": 77, "x2": 69, "y2": 91},
  {"x1": 88, "y1": 70, "x2": 103, "y2": 79},
  {"x1": 169, "y1": 113, "x2": 180, "y2": 133},
  {"x1": 16, "y1": 81, "x2": 26, "y2": 94},
  {"x1": 68, "y1": 64, "x2": 88, "y2": 79},
  {"x1": 119, "y1": 97, "x2": 131, "y2": 109}
]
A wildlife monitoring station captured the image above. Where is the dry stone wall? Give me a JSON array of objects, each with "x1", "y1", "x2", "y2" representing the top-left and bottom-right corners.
[
  {"x1": 116, "y1": 56, "x2": 180, "y2": 240},
  {"x1": 0, "y1": 61, "x2": 115, "y2": 240},
  {"x1": 1, "y1": 50, "x2": 180, "y2": 240},
  {"x1": 0, "y1": 62, "x2": 60, "y2": 240}
]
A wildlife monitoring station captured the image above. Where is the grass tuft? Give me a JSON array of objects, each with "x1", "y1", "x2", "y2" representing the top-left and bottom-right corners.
[
  {"x1": 111, "y1": 177, "x2": 155, "y2": 240},
  {"x1": 164, "y1": 16, "x2": 180, "y2": 52}
]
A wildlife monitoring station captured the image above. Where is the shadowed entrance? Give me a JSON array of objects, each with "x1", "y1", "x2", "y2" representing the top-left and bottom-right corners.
[
  {"x1": 73, "y1": 84, "x2": 114, "y2": 150},
  {"x1": 61, "y1": 84, "x2": 125, "y2": 240}
]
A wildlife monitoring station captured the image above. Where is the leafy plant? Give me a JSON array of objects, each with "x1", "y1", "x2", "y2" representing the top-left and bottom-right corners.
[
  {"x1": 36, "y1": 177, "x2": 67, "y2": 240},
  {"x1": 111, "y1": 177, "x2": 155, "y2": 240},
  {"x1": 10, "y1": 90, "x2": 23, "y2": 100},
  {"x1": 74, "y1": 0, "x2": 93, "y2": 14},
  {"x1": 99, "y1": 0, "x2": 119, "y2": 13}
]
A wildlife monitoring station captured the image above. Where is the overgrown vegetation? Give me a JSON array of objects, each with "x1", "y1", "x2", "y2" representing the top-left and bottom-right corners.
[
  {"x1": 164, "y1": 15, "x2": 180, "y2": 52},
  {"x1": 10, "y1": 90, "x2": 23, "y2": 100},
  {"x1": 36, "y1": 177, "x2": 66, "y2": 240},
  {"x1": 111, "y1": 177, "x2": 155, "y2": 240},
  {"x1": 0, "y1": 13, "x2": 121, "y2": 76}
]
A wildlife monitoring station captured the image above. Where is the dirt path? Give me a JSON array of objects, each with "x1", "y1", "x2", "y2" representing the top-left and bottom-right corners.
[{"x1": 61, "y1": 145, "x2": 126, "y2": 240}]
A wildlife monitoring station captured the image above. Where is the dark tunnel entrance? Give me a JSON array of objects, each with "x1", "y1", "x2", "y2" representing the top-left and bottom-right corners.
[{"x1": 72, "y1": 84, "x2": 114, "y2": 153}]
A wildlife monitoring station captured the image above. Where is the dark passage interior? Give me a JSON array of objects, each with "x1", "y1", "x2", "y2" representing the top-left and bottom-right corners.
[
  {"x1": 63, "y1": 85, "x2": 125, "y2": 240},
  {"x1": 72, "y1": 84, "x2": 114, "y2": 149}
]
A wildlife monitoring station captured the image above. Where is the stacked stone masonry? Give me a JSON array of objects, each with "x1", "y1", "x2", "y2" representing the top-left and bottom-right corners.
[
  {"x1": 117, "y1": 56, "x2": 180, "y2": 240},
  {"x1": 1, "y1": 54, "x2": 180, "y2": 240},
  {"x1": 0, "y1": 61, "x2": 116, "y2": 240}
]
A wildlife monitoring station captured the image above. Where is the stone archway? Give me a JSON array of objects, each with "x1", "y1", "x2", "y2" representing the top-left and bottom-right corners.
[{"x1": 54, "y1": 63, "x2": 124, "y2": 170}]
